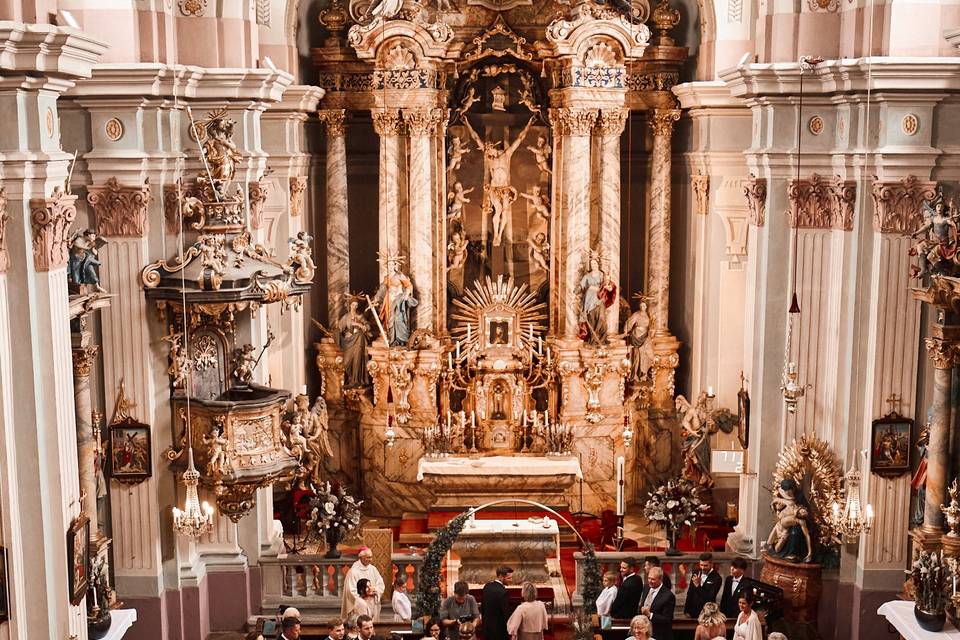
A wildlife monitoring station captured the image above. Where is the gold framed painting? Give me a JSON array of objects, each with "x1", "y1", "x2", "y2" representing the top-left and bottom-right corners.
[{"x1": 67, "y1": 514, "x2": 90, "y2": 606}]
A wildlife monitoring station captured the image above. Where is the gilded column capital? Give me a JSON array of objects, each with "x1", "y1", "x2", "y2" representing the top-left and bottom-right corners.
[
  {"x1": 596, "y1": 109, "x2": 628, "y2": 137},
  {"x1": 871, "y1": 175, "x2": 938, "y2": 235},
  {"x1": 925, "y1": 337, "x2": 960, "y2": 370},
  {"x1": 550, "y1": 107, "x2": 599, "y2": 136},
  {"x1": 30, "y1": 186, "x2": 78, "y2": 272},
  {"x1": 318, "y1": 109, "x2": 347, "y2": 137},
  {"x1": 743, "y1": 174, "x2": 767, "y2": 227},
  {"x1": 403, "y1": 108, "x2": 447, "y2": 136},
  {"x1": 372, "y1": 109, "x2": 404, "y2": 136},
  {"x1": 0, "y1": 188, "x2": 8, "y2": 273},
  {"x1": 649, "y1": 108, "x2": 680, "y2": 137},
  {"x1": 87, "y1": 177, "x2": 151, "y2": 238},
  {"x1": 72, "y1": 344, "x2": 99, "y2": 378}
]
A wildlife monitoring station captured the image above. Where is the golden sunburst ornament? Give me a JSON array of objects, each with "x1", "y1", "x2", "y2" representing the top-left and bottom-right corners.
[
  {"x1": 450, "y1": 275, "x2": 546, "y2": 355},
  {"x1": 772, "y1": 433, "x2": 843, "y2": 550}
]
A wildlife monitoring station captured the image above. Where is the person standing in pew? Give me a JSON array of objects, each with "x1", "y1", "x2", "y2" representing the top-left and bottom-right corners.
[
  {"x1": 441, "y1": 581, "x2": 480, "y2": 636},
  {"x1": 718, "y1": 557, "x2": 747, "y2": 619},
  {"x1": 481, "y1": 566, "x2": 514, "y2": 640},
  {"x1": 507, "y1": 582, "x2": 549, "y2": 640},
  {"x1": 684, "y1": 553, "x2": 722, "y2": 619},
  {"x1": 639, "y1": 567, "x2": 675, "y2": 640},
  {"x1": 610, "y1": 557, "x2": 644, "y2": 619},
  {"x1": 643, "y1": 557, "x2": 671, "y2": 592}
]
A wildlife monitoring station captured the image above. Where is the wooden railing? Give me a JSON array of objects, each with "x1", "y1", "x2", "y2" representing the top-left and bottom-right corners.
[
  {"x1": 260, "y1": 553, "x2": 424, "y2": 616},
  {"x1": 572, "y1": 551, "x2": 747, "y2": 613}
]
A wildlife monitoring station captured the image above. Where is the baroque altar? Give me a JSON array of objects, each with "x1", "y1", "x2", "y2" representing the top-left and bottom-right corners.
[{"x1": 313, "y1": 0, "x2": 690, "y2": 516}]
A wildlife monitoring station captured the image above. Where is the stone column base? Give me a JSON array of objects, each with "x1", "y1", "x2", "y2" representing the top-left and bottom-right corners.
[
  {"x1": 912, "y1": 526, "x2": 944, "y2": 553},
  {"x1": 942, "y1": 534, "x2": 960, "y2": 558}
]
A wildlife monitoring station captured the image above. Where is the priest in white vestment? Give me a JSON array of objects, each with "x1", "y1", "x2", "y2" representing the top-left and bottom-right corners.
[{"x1": 342, "y1": 547, "x2": 386, "y2": 620}]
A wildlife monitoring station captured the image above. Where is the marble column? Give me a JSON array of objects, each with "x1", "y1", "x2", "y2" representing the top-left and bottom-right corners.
[
  {"x1": 72, "y1": 340, "x2": 100, "y2": 539},
  {"x1": 647, "y1": 108, "x2": 681, "y2": 333},
  {"x1": 373, "y1": 109, "x2": 404, "y2": 281},
  {"x1": 405, "y1": 108, "x2": 443, "y2": 333},
  {"x1": 596, "y1": 109, "x2": 628, "y2": 335},
  {"x1": 921, "y1": 335, "x2": 957, "y2": 543},
  {"x1": 552, "y1": 107, "x2": 598, "y2": 338},
  {"x1": 320, "y1": 109, "x2": 350, "y2": 324}
]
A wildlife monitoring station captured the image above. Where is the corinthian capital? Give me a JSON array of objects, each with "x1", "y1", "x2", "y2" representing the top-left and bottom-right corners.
[
  {"x1": 925, "y1": 337, "x2": 960, "y2": 370},
  {"x1": 87, "y1": 177, "x2": 151, "y2": 238},
  {"x1": 30, "y1": 186, "x2": 78, "y2": 272},
  {"x1": 649, "y1": 109, "x2": 680, "y2": 137},
  {"x1": 318, "y1": 109, "x2": 347, "y2": 137},
  {"x1": 596, "y1": 109, "x2": 628, "y2": 136},
  {"x1": 372, "y1": 109, "x2": 404, "y2": 136},
  {"x1": 550, "y1": 108, "x2": 599, "y2": 136},
  {"x1": 403, "y1": 108, "x2": 447, "y2": 136}
]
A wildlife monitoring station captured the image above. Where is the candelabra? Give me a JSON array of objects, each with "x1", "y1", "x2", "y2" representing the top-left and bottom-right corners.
[
  {"x1": 538, "y1": 418, "x2": 573, "y2": 456},
  {"x1": 173, "y1": 448, "x2": 214, "y2": 537},
  {"x1": 424, "y1": 412, "x2": 471, "y2": 456},
  {"x1": 943, "y1": 478, "x2": 960, "y2": 538},
  {"x1": 829, "y1": 453, "x2": 874, "y2": 542}
]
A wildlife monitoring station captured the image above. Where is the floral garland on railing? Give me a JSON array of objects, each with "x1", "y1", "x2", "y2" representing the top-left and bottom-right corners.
[
  {"x1": 414, "y1": 511, "x2": 470, "y2": 619},
  {"x1": 581, "y1": 543, "x2": 602, "y2": 615}
]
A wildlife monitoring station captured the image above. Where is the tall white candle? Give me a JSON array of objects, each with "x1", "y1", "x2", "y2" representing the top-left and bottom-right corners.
[
  {"x1": 456, "y1": 340, "x2": 461, "y2": 359},
  {"x1": 301, "y1": 385, "x2": 308, "y2": 396},
  {"x1": 448, "y1": 352, "x2": 453, "y2": 369},
  {"x1": 467, "y1": 324, "x2": 471, "y2": 342},
  {"x1": 616, "y1": 456, "x2": 625, "y2": 516}
]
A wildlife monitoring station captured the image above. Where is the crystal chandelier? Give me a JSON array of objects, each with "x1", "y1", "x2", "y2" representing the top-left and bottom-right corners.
[
  {"x1": 173, "y1": 447, "x2": 214, "y2": 537},
  {"x1": 829, "y1": 452, "x2": 874, "y2": 541}
]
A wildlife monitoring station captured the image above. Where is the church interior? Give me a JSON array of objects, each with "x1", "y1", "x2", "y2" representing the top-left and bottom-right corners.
[{"x1": 1, "y1": 0, "x2": 960, "y2": 638}]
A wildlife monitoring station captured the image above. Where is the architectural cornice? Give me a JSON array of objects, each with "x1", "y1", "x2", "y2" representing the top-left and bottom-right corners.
[
  {"x1": 266, "y1": 84, "x2": 324, "y2": 115},
  {"x1": 0, "y1": 23, "x2": 107, "y2": 79},
  {"x1": 672, "y1": 80, "x2": 744, "y2": 109}
]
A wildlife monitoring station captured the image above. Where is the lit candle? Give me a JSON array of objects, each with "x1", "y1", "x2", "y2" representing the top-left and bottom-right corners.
[
  {"x1": 707, "y1": 386, "x2": 714, "y2": 397},
  {"x1": 616, "y1": 456, "x2": 625, "y2": 516},
  {"x1": 301, "y1": 385, "x2": 308, "y2": 395},
  {"x1": 471, "y1": 412, "x2": 476, "y2": 427},
  {"x1": 546, "y1": 348, "x2": 551, "y2": 366},
  {"x1": 447, "y1": 411, "x2": 451, "y2": 428},
  {"x1": 538, "y1": 336, "x2": 543, "y2": 354}
]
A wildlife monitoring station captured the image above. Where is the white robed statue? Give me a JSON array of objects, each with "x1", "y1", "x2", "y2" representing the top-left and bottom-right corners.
[
  {"x1": 342, "y1": 546, "x2": 386, "y2": 620},
  {"x1": 372, "y1": 253, "x2": 418, "y2": 347}
]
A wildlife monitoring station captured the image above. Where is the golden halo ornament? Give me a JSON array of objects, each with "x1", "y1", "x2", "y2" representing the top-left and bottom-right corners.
[{"x1": 772, "y1": 433, "x2": 843, "y2": 550}]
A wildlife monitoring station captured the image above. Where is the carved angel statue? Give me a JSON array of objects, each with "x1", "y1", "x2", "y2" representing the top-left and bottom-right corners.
[
  {"x1": 623, "y1": 297, "x2": 654, "y2": 382},
  {"x1": 285, "y1": 393, "x2": 333, "y2": 481},
  {"x1": 68, "y1": 228, "x2": 107, "y2": 292},
  {"x1": 766, "y1": 478, "x2": 814, "y2": 563},
  {"x1": 231, "y1": 344, "x2": 257, "y2": 387},
  {"x1": 285, "y1": 414, "x2": 309, "y2": 462},
  {"x1": 519, "y1": 185, "x2": 550, "y2": 221},
  {"x1": 527, "y1": 233, "x2": 550, "y2": 273},
  {"x1": 447, "y1": 182, "x2": 473, "y2": 224},
  {"x1": 910, "y1": 190, "x2": 960, "y2": 279},
  {"x1": 198, "y1": 234, "x2": 227, "y2": 275},
  {"x1": 456, "y1": 87, "x2": 480, "y2": 120},
  {"x1": 161, "y1": 330, "x2": 191, "y2": 388},
  {"x1": 202, "y1": 113, "x2": 243, "y2": 192},
  {"x1": 578, "y1": 253, "x2": 617, "y2": 345},
  {"x1": 288, "y1": 231, "x2": 316, "y2": 283},
  {"x1": 518, "y1": 74, "x2": 539, "y2": 113},
  {"x1": 526, "y1": 135, "x2": 551, "y2": 176},
  {"x1": 204, "y1": 423, "x2": 230, "y2": 476},
  {"x1": 448, "y1": 136, "x2": 471, "y2": 174},
  {"x1": 447, "y1": 231, "x2": 469, "y2": 272}
]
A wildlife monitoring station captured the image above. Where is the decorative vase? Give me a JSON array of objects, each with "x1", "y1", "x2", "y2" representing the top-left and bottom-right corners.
[
  {"x1": 914, "y1": 605, "x2": 946, "y2": 632},
  {"x1": 325, "y1": 527, "x2": 343, "y2": 558},
  {"x1": 664, "y1": 527, "x2": 681, "y2": 556}
]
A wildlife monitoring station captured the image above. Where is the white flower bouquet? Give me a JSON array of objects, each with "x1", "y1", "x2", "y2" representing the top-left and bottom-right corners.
[{"x1": 643, "y1": 478, "x2": 710, "y2": 554}]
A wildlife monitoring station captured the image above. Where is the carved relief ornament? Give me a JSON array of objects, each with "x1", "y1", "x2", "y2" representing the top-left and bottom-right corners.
[
  {"x1": 248, "y1": 181, "x2": 269, "y2": 230},
  {"x1": 649, "y1": 108, "x2": 681, "y2": 137},
  {"x1": 30, "y1": 187, "x2": 78, "y2": 272},
  {"x1": 787, "y1": 173, "x2": 856, "y2": 231},
  {"x1": 289, "y1": 177, "x2": 308, "y2": 218},
  {"x1": 743, "y1": 175, "x2": 767, "y2": 226},
  {"x1": 372, "y1": 110, "x2": 404, "y2": 136},
  {"x1": 871, "y1": 175, "x2": 937, "y2": 234},
  {"x1": 318, "y1": 109, "x2": 347, "y2": 137},
  {"x1": 550, "y1": 108, "x2": 598, "y2": 136},
  {"x1": 925, "y1": 337, "x2": 959, "y2": 370},
  {"x1": 404, "y1": 108, "x2": 447, "y2": 136},
  {"x1": 72, "y1": 345, "x2": 99, "y2": 378},
  {"x1": 87, "y1": 177, "x2": 151, "y2": 238},
  {"x1": 0, "y1": 188, "x2": 8, "y2": 273},
  {"x1": 596, "y1": 109, "x2": 628, "y2": 136},
  {"x1": 691, "y1": 173, "x2": 709, "y2": 215}
]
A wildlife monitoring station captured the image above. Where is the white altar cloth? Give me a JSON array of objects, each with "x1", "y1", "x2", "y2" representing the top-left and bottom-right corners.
[
  {"x1": 462, "y1": 517, "x2": 561, "y2": 536},
  {"x1": 416, "y1": 455, "x2": 582, "y2": 481},
  {"x1": 877, "y1": 600, "x2": 960, "y2": 639},
  {"x1": 102, "y1": 608, "x2": 138, "y2": 640}
]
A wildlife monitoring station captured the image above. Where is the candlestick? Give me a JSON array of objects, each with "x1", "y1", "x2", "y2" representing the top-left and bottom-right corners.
[
  {"x1": 616, "y1": 456, "x2": 625, "y2": 516},
  {"x1": 471, "y1": 411, "x2": 476, "y2": 427}
]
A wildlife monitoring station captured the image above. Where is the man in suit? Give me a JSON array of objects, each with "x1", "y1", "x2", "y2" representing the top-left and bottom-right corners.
[
  {"x1": 279, "y1": 617, "x2": 302, "y2": 640},
  {"x1": 643, "y1": 556, "x2": 671, "y2": 592},
  {"x1": 719, "y1": 557, "x2": 748, "y2": 618},
  {"x1": 481, "y1": 565, "x2": 513, "y2": 640},
  {"x1": 609, "y1": 557, "x2": 643, "y2": 619},
  {"x1": 683, "y1": 552, "x2": 722, "y2": 618},
  {"x1": 640, "y1": 567, "x2": 675, "y2": 640},
  {"x1": 326, "y1": 618, "x2": 346, "y2": 640},
  {"x1": 357, "y1": 615, "x2": 377, "y2": 640}
]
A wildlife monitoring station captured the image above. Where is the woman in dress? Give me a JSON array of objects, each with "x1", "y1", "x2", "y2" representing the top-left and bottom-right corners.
[
  {"x1": 338, "y1": 298, "x2": 371, "y2": 389},
  {"x1": 732, "y1": 593, "x2": 762, "y2": 640},
  {"x1": 578, "y1": 256, "x2": 616, "y2": 345},
  {"x1": 694, "y1": 602, "x2": 726, "y2": 640},
  {"x1": 627, "y1": 615, "x2": 654, "y2": 640},
  {"x1": 351, "y1": 578, "x2": 379, "y2": 621},
  {"x1": 506, "y1": 582, "x2": 548, "y2": 640}
]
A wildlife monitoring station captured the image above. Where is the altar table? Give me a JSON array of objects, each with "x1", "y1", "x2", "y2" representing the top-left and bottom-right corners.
[
  {"x1": 452, "y1": 517, "x2": 560, "y2": 585},
  {"x1": 877, "y1": 600, "x2": 960, "y2": 639},
  {"x1": 416, "y1": 455, "x2": 582, "y2": 509}
]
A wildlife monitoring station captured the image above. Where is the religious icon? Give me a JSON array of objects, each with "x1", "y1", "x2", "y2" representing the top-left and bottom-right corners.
[
  {"x1": 67, "y1": 514, "x2": 90, "y2": 606},
  {"x1": 870, "y1": 411, "x2": 912, "y2": 477},
  {"x1": 490, "y1": 84, "x2": 507, "y2": 111},
  {"x1": 109, "y1": 419, "x2": 152, "y2": 484},
  {"x1": 488, "y1": 319, "x2": 511, "y2": 346}
]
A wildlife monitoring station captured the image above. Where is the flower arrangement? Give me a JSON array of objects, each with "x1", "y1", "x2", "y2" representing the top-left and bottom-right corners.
[
  {"x1": 911, "y1": 550, "x2": 954, "y2": 615},
  {"x1": 305, "y1": 480, "x2": 363, "y2": 558},
  {"x1": 643, "y1": 478, "x2": 710, "y2": 554}
]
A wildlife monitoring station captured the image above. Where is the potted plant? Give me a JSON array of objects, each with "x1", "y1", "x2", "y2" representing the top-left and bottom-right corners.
[
  {"x1": 911, "y1": 550, "x2": 954, "y2": 631},
  {"x1": 643, "y1": 478, "x2": 710, "y2": 555},
  {"x1": 305, "y1": 480, "x2": 363, "y2": 558}
]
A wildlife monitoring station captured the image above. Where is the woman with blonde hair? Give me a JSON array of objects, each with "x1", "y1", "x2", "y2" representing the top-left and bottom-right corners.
[
  {"x1": 506, "y1": 582, "x2": 548, "y2": 640},
  {"x1": 694, "y1": 602, "x2": 726, "y2": 640},
  {"x1": 627, "y1": 615, "x2": 653, "y2": 640}
]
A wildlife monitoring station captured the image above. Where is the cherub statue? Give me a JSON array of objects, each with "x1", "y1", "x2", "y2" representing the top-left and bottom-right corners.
[
  {"x1": 204, "y1": 423, "x2": 230, "y2": 476},
  {"x1": 161, "y1": 330, "x2": 191, "y2": 388},
  {"x1": 198, "y1": 234, "x2": 226, "y2": 275},
  {"x1": 456, "y1": 87, "x2": 480, "y2": 120},
  {"x1": 285, "y1": 413, "x2": 309, "y2": 462},
  {"x1": 447, "y1": 231, "x2": 469, "y2": 272},
  {"x1": 287, "y1": 393, "x2": 333, "y2": 481},
  {"x1": 519, "y1": 185, "x2": 550, "y2": 221},
  {"x1": 288, "y1": 231, "x2": 315, "y2": 282},
  {"x1": 231, "y1": 344, "x2": 257, "y2": 386},
  {"x1": 767, "y1": 478, "x2": 814, "y2": 563},
  {"x1": 527, "y1": 232, "x2": 550, "y2": 272},
  {"x1": 447, "y1": 136, "x2": 470, "y2": 174},
  {"x1": 526, "y1": 135, "x2": 551, "y2": 176},
  {"x1": 518, "y1": 74, "x2": 539, "y2": 113},
  {"x1": 68, "y1": 228, "x2": 106, "y2": 292},
  {"x1": 447, "y1": 182, "x2": 473, "y2": 224}
]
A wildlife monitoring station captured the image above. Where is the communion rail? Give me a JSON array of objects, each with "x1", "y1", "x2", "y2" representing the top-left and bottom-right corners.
[
  {"x1": 260, "y1": 553, "x2": 423, "y2": 619},
  {"x1": 572, "y1": 551, "x2": 745, "y2": 613}
]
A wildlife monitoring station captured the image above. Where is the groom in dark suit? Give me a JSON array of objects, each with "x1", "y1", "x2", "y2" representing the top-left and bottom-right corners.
[
  {"x1": 609, "y1": 557, "x2": 643, "y2": 619},
  {"x1": 481, "y1": 566, "x2": 513, "y2": 640},
  {"x1": 640, "y1": 567, "x2": 675, "y2": 640},
  {"x1": 719, "y1": 557, "x2": 748, "y2": 618}
]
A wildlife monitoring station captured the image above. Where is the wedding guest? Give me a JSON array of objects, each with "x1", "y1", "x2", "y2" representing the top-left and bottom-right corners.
[
  {"x1": 326, "y1": 618, "x2": 346, "y2": 640},
  {"x1": 343, "y1": 548, "x2": 385, "y2": 619},
  {"x1": 441, "y1": 580, "x2": 480, "y2": 633},
  {"x1": 719, "y1": 558, "x2": 747, "y2": 618},
  {"x1": 352, "y1": 578, "x2": 379, "y2": 619},
  {"x1": 596, "y1": 572, "x2": 619, "y2": 617},
  {"x1": 694, "y1": 602, "x2": 726, "y2": 640},
  {"x1": 627, "y1": 615, "x2": 653, "y2": 640},
  {"x1": 357, "y1": 615, "x2": 377, "y2": 640},
  {"x1": 392, "y1": 576, "x2": 412, "y2": 621},
  {"x1": 610, "y1": 557, "x2": 643, "y2": 619},
  {"x1": 345, "y1": 616, "x2": 360, "y2": 640},
  {"x1": 732, "y1": 594, "x2": 762, "y2": 640},
  {"x1": 481, "y1": 566, "x2": 514, "y2": 640},
  {"x1": 643, "y1": 557, "x2": 672, "y2": 592},
  {"x1": 421, "y1": 619, "x2": 443, "y2": 640},
  {"x1": 507, "y1": 582, "x2": 549, "y2": 640},
  {"x1": 684, "y1": 553, "x2": 722, "y2": 618},
  {"x1": 639, "y1": 567, "x2": 675, "y2": 640},
  {"x1": 280, "y1": 617, "x2": 302, "y2": 640}
]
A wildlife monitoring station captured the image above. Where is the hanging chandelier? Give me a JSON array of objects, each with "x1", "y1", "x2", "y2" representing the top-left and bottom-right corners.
[
  {"x1": 829, "y1": 452, "x2": 874, "y2": 541},
  {"x1": 173, "y1": 448, "x2": 214, "y2": 537}
]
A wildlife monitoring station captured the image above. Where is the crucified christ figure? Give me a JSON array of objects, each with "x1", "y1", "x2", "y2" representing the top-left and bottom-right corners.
[{"x1": 464, "y1": 116, "x2": 536, "y2": 247}]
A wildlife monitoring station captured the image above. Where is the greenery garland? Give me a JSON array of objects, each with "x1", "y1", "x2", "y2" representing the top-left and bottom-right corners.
[
  {"x1": 580, "y1": 543, "x2": 602, "y2": 615},
  {"x1": 414, "y1": 512, "x2": 471, "y2": 619}
]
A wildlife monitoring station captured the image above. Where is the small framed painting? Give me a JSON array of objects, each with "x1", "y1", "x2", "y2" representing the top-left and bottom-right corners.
[
  {"x1": 67, "y1": 514, "x2": 90, "y2": 606},
  {"x1": 870, "y1": 412, "x2": 912, "y2": 477},
  {"x1": 485, "y1": 316, "x2": 513, "y2": 348},
  {"x1": 109, "y1": 418, "x2": 152, "y2": 485}
]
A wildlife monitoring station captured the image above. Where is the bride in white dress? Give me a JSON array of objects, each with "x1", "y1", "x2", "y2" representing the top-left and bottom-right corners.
[{"x1": 732, "y1": 593, "x2": 762, "y2": 640}]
